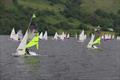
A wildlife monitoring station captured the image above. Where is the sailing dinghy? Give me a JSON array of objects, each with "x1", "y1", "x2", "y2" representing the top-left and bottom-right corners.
[
  {"x1": 87, "y1": 34, "x2": 101, "y2": 49},
  {"x1": 53, "y1": 32, "x2": 58, "y2": 40},
  {"x1": 10, "y1": 28, "x2": 19, "y2": 41},
  {"x1": 12, "y1": 30, "x2": 39, "y2": 56},
  {"x1": 87, "y1": 34, "x2": 95, "y2": 49},
  {"x1": 43, "y1": 31, "x2": 48, "y2": 40},
  {"x1": 39, "y1": 32, "x2": 43, "y2": 40}
]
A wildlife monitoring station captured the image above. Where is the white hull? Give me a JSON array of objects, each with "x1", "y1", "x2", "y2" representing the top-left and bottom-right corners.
[
  {"x1": 12, "y1": 51, "x2": 39, "y2": 57},
  {"x1": 87, "y1": 45, "x2": 98, "y2": 49}
]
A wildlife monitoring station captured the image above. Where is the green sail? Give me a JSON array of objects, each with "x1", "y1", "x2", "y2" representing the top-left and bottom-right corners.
[
  {"x1": 92, "y1": 37, "x2": 101, "y2": 45},
  {"x1": 26, "y1": 33, "x2": 39, "y2": 49}
]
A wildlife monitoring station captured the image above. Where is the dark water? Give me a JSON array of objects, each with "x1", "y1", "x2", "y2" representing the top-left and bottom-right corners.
[{"x1": 0, "y1": 35, "x2": 120, "y2": 80}]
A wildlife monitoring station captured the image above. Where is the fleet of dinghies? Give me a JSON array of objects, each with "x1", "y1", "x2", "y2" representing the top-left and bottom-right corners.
[
  {"x1": 10, "y1": 28, "x2": 23, "y2": 41},
  {"x1": 39, "y1": 31, "x2": 48, "y2": 40},
  {"x1": 101, "y1": 34, "x2": 115, "y2": 40},
  {"x1": 10, "y1": 28, "x2": 120, "y2": 56},
  {"x1": 52, "y1": 32, "x2": 70, "y2": 40},
  {"x1": 104, "y1": 34, "x2": 112, "y2": 40},
  {"x1": 9, "y1": 14, "x2": 120, "y2": 56}
]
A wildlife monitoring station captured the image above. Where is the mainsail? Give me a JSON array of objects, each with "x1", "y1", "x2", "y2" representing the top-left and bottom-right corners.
[
  {"x1": 66, "y1": 33, "x2": 70, "y2": 39},
  {"x1": 10, "y1": 28, "x2": 16, "y2": 39},
  {"x1": 87, "y1": 34, "x2": 95, "y2": 48},
  {"x1": 78, "y1": 30, "x2": 86, "y2": 42},
  {"x1": 43, "y1": 31, "x2": 48, "y2": 40},
  {"x1": 39, "y1": 32, "x2": 43, "y2": 39},
  {"x1": 16, "y1": 30, "x2": 28, "y2": 55},
  {"x1": 26, "y1": 33, "x2": 39, "y2": 49},
  {"x1": 53, "y1": 32, "x2": 58, "y2": 40},
  {"x1": 92, "y1": 37, "x2": 101, "y2": 45},
  {"x1": 59, "y1": 32, "x2": 65, "y2": 40}
]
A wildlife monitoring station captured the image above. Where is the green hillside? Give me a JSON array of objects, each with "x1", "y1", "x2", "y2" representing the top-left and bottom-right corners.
[
  {"x1": 0, "y1": 0, "x2": 120, "y2": 35},
  {"x1": 81, "y1": 0, "x2": 120, "y2": 14},
  {"x1": 19, "y1": 0, "x2": 120, "y2": 14},
  {"x1": 18, "y1": 0, "x2": 64, "y2": 12}
]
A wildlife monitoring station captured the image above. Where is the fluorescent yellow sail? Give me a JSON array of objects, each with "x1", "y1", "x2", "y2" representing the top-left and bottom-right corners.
[
  {"x1": 26, "y1": 33, "x2": 39, "y2": 49},
  {"x1": 92, "y1": 37, "x2": 101, "y2": 45}
]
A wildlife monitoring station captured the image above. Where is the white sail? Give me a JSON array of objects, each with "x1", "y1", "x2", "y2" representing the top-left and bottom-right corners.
[
  {"x1": 84, "y1": 34, "x2": 87, "y2": 40},
  {"x1": 61, "y1": 35, "x2": 64, "y2": 40},
  {"x1": 108, "y1": 34, "x2": 111, "y2": 40},
  {"x1": 66, "y1": 33, "x2": 70, "y2": 39},
  {"x1": 10, "y1": 28, "x2": 16, "y2": 39},
  {"x1": 53, "y1": 32, "x2": 58, "y2": 40},
  {"x1": 101, "y1": 35, "x2": 104, "y2": 39},
  {"x1": 64, "y1": 33, "x2": 67, "y2": 38},
  {"x1": 105, "y1": 34, "x2": 109, "y2": 40},
  {"x1": 75, "y1": 34, "x2": 77, "y2": 39},
  {"x1": 16, "y1": 30, "x2": 28, "y2": 55},
  {"x1": 79, "y1": 30, "x2": 84, "y2": 41},
  {"x1": 28, "y1": 29, "x2": 36, "y2": 40},
  {"x1": 112, "y1": 35, "x2": 115, "y2": 39},
  {"x1": 78, "y1": 30, "x2": 86, "y2": 42},
  {"x1": 87, "y1": 34, "x2": 95, "y2": 48},
  {"x1": 104, "y1": 34, "x2": 106, "y2": 39},
  {"x1": 10, "y1": 28, "x2": 19, "y2": 41},
  {"x1": 43, "y1": 31, "x2": 48, "y2": 40},
  {"x1": 39, "y1": 32, "x2": 43, "y2": 39},
  {"x1": 105, "y1": 34, "x2": 111, "y2": 40},
  {"x1": 59, "y1": 32, "x2": 65, "y2": 40},
  {"x1": 117, "y1": 36, "x2": 120, "y2": 40},
  {"x1": 13, "y1": 34, "x2": 19, "y2": 41},
  {"x1": 17, "y1": 30, "x2": 23, "y2": 41}
]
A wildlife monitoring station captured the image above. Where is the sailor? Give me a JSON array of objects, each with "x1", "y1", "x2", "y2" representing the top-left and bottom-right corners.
[{"x1": 25, "y1": 48, "x2": 30, "y2": 55}]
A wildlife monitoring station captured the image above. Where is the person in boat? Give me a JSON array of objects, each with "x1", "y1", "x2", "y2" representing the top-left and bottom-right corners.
[{"x1": 25, "y1": 48, "x2": 30, "y2": 55}]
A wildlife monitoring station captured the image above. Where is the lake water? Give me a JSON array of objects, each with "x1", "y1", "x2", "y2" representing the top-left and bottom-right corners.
[{"x1": 0, "y1": 35, "x2": 120, "y2": 80}]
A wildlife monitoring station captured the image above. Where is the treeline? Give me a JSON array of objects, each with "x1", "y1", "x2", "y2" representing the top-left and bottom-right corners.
[{"x1": 0, "y1": 0, "x2": 120, "y2": 35}]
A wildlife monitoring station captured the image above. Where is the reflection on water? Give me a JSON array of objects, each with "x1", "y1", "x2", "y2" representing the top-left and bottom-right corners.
[{"x1": 24, "y1": 57, "x2": 41, "y2": 70}]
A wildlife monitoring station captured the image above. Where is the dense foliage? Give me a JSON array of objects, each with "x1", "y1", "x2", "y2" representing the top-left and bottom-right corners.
[{"x1": 0, "y1": 0, "x2": 120, "y2": 35}]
